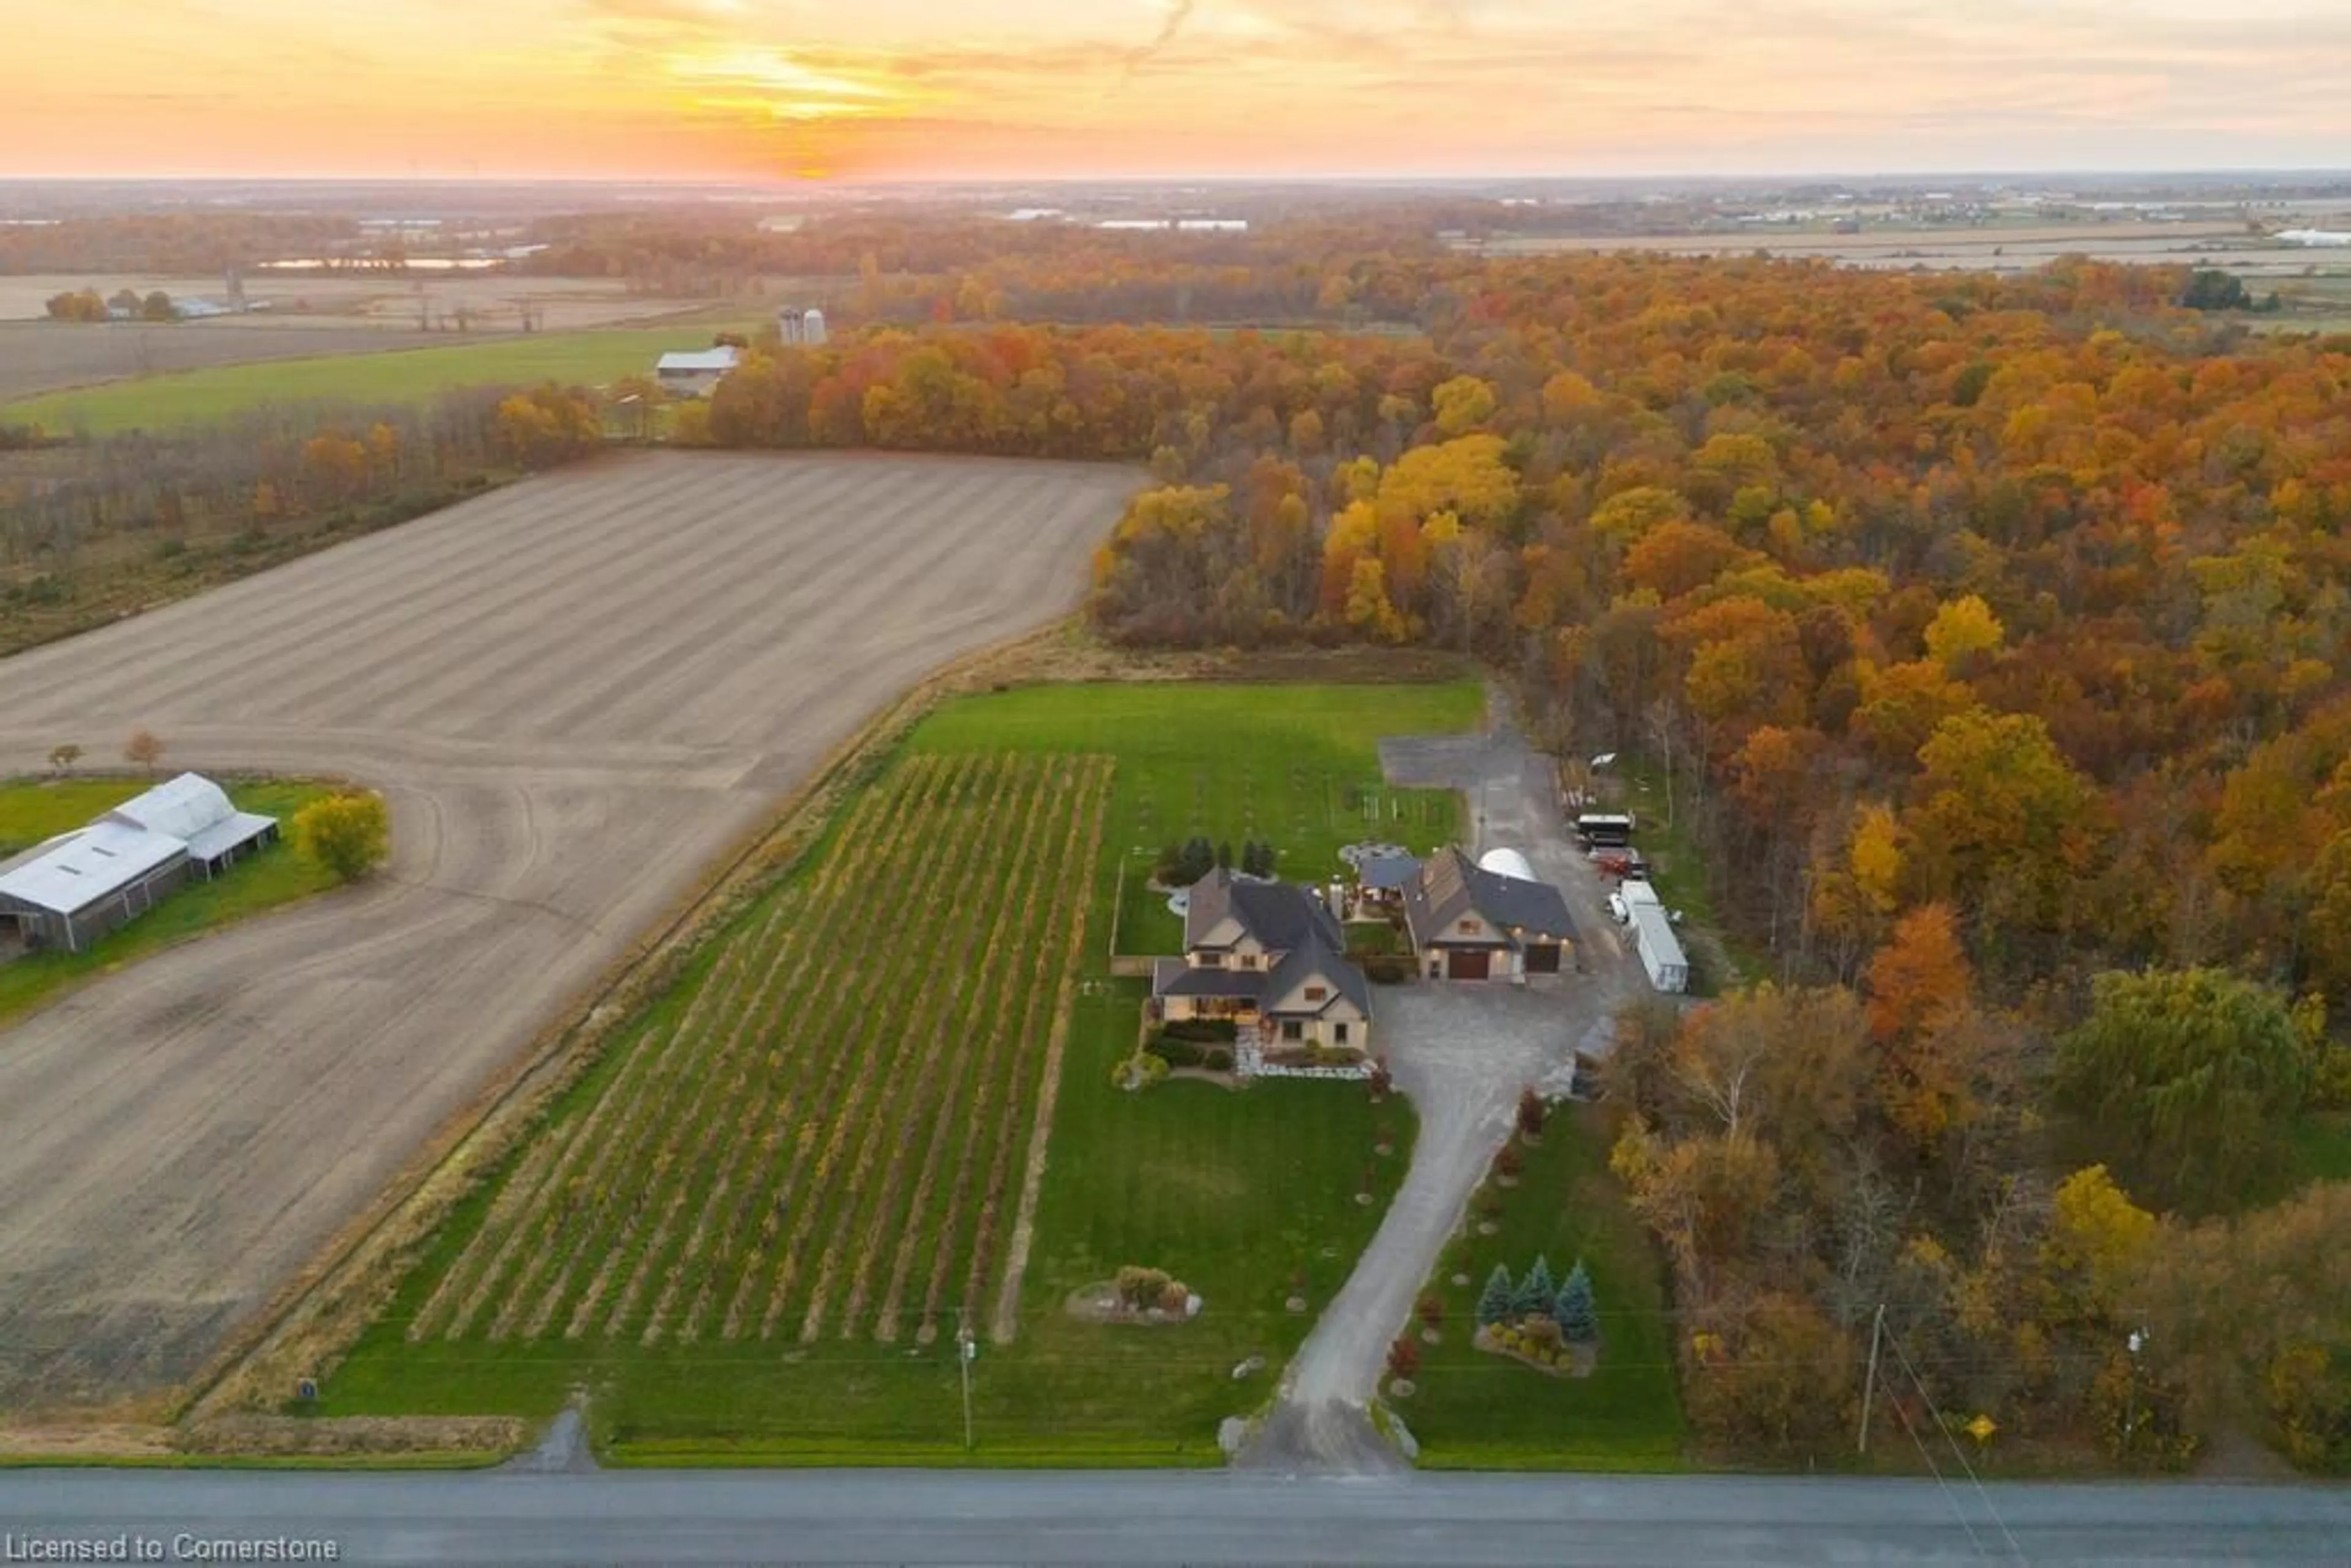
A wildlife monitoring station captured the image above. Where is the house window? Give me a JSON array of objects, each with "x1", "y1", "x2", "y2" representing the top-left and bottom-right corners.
[
  {"x1": 1460, "y1": 918, "x2": 1482, "y2": 934},
  {"x1": 1304, "y1": 985, "x2": 1327, "y2": 1001},
  {"x1": 1334, "y1": 1022, "x2": 1349, "y2": 1044},
  {"x1": 1198, "y1": 951, "x2": 1223, "y2": 967},
  {"x1": 1237, "y1": 953, "x2": 1256, "y2": 969},
  {"x1": 1281, "y1": 1020, "x2": 1303, "y2": 1042}
]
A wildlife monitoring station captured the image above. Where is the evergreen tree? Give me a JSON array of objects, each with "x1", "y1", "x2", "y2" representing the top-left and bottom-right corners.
[
  {"x1": 1217, "y1": 838, "x2": 1234, "y2": 870},
  {"x1": 1476, "y1": 1264, "x2": 1515, "y2": 1327},
  {"x1": 1554, "y1": 1260, "x2": 1599, "y2": 1346},
  {"x1": 1177, "y1": 835, "x2": 1214, "y2": 883},
  {"x1": 1240, "y1": 839, "x2": 1265, "y2": 877},
  {"x1": 1515, "y1": 1255, "x2": 1557, "y2": 1319}
]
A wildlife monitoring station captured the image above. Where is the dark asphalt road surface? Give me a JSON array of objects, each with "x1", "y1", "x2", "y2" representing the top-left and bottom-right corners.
[{"x1": 2, "y1": 1470, "x2": 2345, "y2": 1566}]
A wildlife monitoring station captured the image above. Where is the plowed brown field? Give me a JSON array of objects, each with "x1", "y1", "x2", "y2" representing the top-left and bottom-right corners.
[{"x1": 0, "y1": 449, "x2": 1137, "y2": 1410}]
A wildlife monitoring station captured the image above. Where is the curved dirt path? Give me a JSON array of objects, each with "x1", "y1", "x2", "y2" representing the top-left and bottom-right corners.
[{"x1": 0, "y1": 450, "x2": 1137, "y2": 1410}]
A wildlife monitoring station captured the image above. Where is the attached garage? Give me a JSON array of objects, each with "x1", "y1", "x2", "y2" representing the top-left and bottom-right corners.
[
  {"x1": 1445, "y1": 948, "x2": 1492, "y2": 980},
  {"x1": 1523, "y1": 940, "x2": 1563, "y2": 974}
]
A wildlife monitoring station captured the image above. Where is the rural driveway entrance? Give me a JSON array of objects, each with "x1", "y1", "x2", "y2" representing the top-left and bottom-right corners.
[
  {"x1": 1239, "y1": 710, "x2": 1639, "y2": 1474},
  {"x1": 0, "y1": 451, "x2": 1138, "y2": 1411}
]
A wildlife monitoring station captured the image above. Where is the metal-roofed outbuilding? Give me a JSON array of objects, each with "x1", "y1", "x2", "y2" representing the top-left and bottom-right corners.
[
  {"x1": 0, "y1": 772, "x2": 282, "y2": 955},
  {"x1": 0, "y1": 820, "x2": 192, "y2": 954}
]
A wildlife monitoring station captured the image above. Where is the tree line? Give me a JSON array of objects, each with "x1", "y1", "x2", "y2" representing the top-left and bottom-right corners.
[
  {"x1": 0, "y1": 384, "x2": 601, "y2": 654},
  {"x1": 0, "y1": 213, "x2": 358, "y2": 275},
  {"x1": 43, "y1": 287, "x2": 179, "y2": 322}
]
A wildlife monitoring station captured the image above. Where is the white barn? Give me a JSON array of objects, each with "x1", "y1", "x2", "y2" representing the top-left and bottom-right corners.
[
  {"x1": 0, "y1": 773, "x2": 279, "y2": 955},
  {"x1": 108, "y1": 771, "x2": 280, "y2": 879},
  {"x1": 0, "y1": 821, "x2": 192, "y2": 954},
  {"x1": 654, "y1": 347, "x2": 741, "y2": 398}
]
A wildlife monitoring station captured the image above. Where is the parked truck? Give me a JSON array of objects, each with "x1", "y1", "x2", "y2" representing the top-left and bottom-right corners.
[{"x1": 1575, "y1": 812, "x2": 1635, "y2": 850}]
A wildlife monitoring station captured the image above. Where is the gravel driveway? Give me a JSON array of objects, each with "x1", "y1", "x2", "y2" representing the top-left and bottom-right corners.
[{"x1": 1237, "y1": 700, "x2": 1637, "y2": 1474}]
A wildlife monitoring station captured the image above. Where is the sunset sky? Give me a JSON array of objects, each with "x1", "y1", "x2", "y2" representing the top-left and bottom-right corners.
[{"x1": 7, "y1": 0, "x2": 2349, "y2": 181}]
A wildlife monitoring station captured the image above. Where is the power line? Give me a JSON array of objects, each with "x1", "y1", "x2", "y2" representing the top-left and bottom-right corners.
[
  {"x1": 1883, "y1": 1319, "x2": 2026, "y2": 1564},
  {"x1": 1883, "y1": 1370, "x2": 1991, "y2": 1562}
]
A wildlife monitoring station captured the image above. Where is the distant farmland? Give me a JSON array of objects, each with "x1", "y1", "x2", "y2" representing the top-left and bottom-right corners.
[
  {"x1": 1, "y1": 324, "x2": 740, "y2": 433},
  {"x1": 0, "y1": 321, "x2": 446, "y2": 405}
]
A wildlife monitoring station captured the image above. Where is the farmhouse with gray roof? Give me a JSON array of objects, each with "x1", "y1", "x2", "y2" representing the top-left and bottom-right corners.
[{"x1": 1150, "y1": 866, "x2": 1373, "y2": 1055}]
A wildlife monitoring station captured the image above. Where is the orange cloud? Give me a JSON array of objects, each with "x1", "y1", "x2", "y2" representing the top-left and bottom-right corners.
[{"x1": 1, "y1": 0, "x2": 2347, "y2": 178}]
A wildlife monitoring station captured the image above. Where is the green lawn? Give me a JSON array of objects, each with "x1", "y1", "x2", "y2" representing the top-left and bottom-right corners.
[
  {"x1": 0, "y1": 777, "x2": 169, "y2": 857},
  {"x1": 0, "y1": 776, "x2": 343, "y2": 1027},
  {"x1": 1398, "y1": 1105, "x2": 1689, "y2": 1470},
  {"x1": 906, "y1": 681, "x2": 1482, "y2": 959},
  {"x1": 318, "y1": 679, "x2": 1469, "y2": 1463},
  {"x1": 2, "y1": 326, "x2": 743, "y2": 435}
]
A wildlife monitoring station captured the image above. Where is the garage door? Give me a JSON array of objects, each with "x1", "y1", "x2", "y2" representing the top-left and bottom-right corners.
[
  {"x1": 1524, "y1": 942, "x2": 1561, "y2": 973},
  {"x1": 1447, "y1": 948, "x2": 1491, "y2": 980}
]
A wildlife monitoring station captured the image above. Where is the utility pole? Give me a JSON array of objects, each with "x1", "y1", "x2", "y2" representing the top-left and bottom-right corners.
[
  {"x1": 1856, "y1": 1302, "x2": 1888, "y2": 1455},
  {"x1": 2124, "y1": 1327, "x2": 2146, "y2": 1461},
  {"x1": 957, "y1": 1323, "x2": 977, "y2": 1452}
]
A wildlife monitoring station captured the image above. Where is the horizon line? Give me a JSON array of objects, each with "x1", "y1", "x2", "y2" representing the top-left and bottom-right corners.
[{"x1": 6, "y1": 166, "x2": 2351, "y2": 190}]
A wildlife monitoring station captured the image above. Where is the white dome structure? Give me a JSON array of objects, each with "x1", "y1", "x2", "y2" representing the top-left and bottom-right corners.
[{"x1": 1477, "y1": 847, "x2": 1537, "y2": 883}]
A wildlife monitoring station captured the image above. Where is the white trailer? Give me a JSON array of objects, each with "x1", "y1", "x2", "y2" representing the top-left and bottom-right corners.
[{"x1": 1620, "y1": 880, "x2": 1688, "y2": 992}]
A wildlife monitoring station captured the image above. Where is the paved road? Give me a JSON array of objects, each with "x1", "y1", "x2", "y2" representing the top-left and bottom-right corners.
[
  {"x1": 2, "y1": 1470, "x2": 2344, "y2": 1565},
  {"x1": 0, "y1": 451, "x2": 1136, "y2": 1409},
  {"x1": 1239, "y1": 710, "x2": 1640, "y2": 1473}
]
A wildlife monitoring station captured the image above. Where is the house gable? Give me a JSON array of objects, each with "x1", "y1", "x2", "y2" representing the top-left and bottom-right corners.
[
  {"x1": 1264, "y1": 964, "x2": 1369, "y2": 1020},
  {"x1": 1192, "y1": 914, "x2": 1247, "y2": 950}
]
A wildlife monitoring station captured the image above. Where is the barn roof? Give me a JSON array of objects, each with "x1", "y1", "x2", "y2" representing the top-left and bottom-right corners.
[
  {"x1": 656, "y1": 348, "x2": 742, "y2": 373},
  {"x1": 106, "y1": 772, "x2": 277, "y2": 862},
  {"x1": 0, "y1": 821, "x2": 187, "y2": 916},
  {"x1": 108, "y1": 772, "x2": 234, "y2": 842}
]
